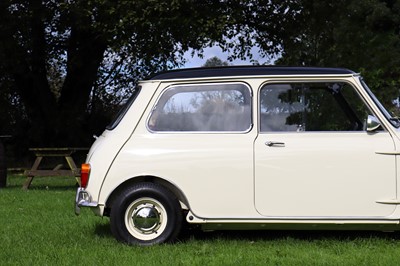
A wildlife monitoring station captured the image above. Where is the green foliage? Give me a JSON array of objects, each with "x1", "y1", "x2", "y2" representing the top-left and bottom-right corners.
[
  {"x1": 0, "y1": 0, "x2": 299, "y2": 148},
  {"x1": 203, "y1": 56, "x2": 230, "y2": 67},
  {"x1": 2, "y1": 0, "x2": 400, "y2": 150},
  {"x1": 1, "y1": 175, "x2": 400, "y2": 265},
  {"x1": 276, "y1": 0, "x2": 400, "y2": 115}
]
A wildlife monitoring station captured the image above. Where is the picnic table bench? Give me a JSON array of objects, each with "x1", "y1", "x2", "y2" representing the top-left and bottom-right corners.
[{"x1": 23, "y1": 147, "x2": 88, "y2": 189}]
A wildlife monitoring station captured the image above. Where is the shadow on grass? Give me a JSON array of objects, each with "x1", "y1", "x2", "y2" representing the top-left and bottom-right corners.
[
  {"x1": 181, "y1": 229, "x2": 400, "y2": 243},
  {"x1": 5, "y1": 183, "x2": 78, "y2": 191},
  {"x1": 5, "y1": 175, "x2": 78, "y2": 191},
  {"x1": 29, "y1": 184, "x2": 78, "y2": 191},
  {"x1": 94, "y1": 221, "x2": 114, "y2": 239},
  {"x1": 92, "y1": 220, "x2": 400, "y2": 245}
]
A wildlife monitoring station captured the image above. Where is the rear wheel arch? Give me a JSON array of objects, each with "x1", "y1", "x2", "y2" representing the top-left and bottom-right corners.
[{"x1": 104, "y1": 175, "x2": 189, "y2": 217}]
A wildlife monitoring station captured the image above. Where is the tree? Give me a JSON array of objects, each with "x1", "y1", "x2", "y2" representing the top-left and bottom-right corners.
[
  {"x1": 203, "y1": 56, "x2": 230, "y2": 67},
  {"x1": 275, "y1": 0, "x2": 400, "y2": 114},
  {"x1": 0, "y1": 0, "x2": 300, "y2": 147}
]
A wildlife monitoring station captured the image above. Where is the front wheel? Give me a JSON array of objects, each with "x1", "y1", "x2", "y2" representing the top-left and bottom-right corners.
[{"x1": 110, "y1": 182, "x2": 183, "y2": 245}]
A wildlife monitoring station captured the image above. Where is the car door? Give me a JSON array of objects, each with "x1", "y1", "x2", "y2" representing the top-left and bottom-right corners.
[{"x1": 254, "y1": 81, "x2": 397, "y2": 218}]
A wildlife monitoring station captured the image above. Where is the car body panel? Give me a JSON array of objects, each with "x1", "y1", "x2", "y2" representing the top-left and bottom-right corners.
[{"x1": 76, "y1": 67, "x2": 400, "y2": 230}]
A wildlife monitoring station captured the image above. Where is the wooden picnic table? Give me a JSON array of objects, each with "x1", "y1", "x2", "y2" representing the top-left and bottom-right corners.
[{"x1": 23, "y1": 147, "x2": 88, "y2": 189}]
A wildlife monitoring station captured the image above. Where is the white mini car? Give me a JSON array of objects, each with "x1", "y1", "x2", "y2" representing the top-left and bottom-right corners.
[{"x1": 75, "y1": 66, "x2": 400, "y2": 245}]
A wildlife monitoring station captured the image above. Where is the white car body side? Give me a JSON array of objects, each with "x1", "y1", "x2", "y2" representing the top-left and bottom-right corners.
[{"x1": 78, "y1": 68, "x2": 400, "y2": 236}]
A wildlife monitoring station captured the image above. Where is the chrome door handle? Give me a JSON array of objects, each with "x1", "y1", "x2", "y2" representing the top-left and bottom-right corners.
[{"x1": 265, "y1": 141, "x2": 285, "y2": 147}]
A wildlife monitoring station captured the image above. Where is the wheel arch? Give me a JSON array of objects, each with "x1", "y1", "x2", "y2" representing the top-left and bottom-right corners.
[{"x1": 104, "y1": 175, "x2": 190, "y2": 217}]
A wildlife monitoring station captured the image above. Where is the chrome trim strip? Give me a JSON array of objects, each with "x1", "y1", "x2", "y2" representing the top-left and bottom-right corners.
[
  {"x1": 186, "y1": 212, "x2": 399, "y2": 222},
  {"x1": 199, "y1": 222, "x2": 400, "y2": 231}
]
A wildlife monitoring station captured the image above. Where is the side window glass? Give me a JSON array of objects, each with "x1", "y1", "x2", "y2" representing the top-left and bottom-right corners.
[
  {"x1": 149, "y1": 83, "x2": 252, "y2": 132},
  {"x1": 260, "y1": 82, "x2": 372, "y2": 132}
]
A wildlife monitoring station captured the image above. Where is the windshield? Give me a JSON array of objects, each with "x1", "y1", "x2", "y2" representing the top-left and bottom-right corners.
[
  {"x1": 106, "y1": 86, "x2": 142, "y2": 130},
  {"x1": 360, "y1": 78, "x2": 400, "y2": 128}
]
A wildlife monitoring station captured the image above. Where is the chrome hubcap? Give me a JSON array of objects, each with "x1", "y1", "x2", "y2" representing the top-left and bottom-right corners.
[
  {"x1": 125, "y1": 197, "x2": 167, "y2": 240},
  {"x1": 132, "y1": 204, "x2": 161, "y2": 233}
]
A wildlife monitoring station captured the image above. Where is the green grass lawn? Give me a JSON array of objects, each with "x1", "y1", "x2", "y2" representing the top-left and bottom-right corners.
[{"x1": 1, "y1": 175, "x2": 400, "y2": 265}]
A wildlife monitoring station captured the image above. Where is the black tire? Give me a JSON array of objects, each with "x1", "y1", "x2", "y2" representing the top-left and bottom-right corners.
[
  {"x1": 0, "y1": 140, "x2": 6, "y2": 188},
  {"x1": 110, "y1": 182, "x2": 183, "y2": 246}
]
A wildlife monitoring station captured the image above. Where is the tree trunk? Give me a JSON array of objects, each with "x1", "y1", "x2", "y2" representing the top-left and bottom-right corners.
[
  {"x1": 8, "y1": 0, "x2": 59, "y2": 145},
  {"x1": 57, "y1": 24, "x2": 108, "y2": 146},
  {"x1": 1, "y1": 1, "x2": 107, "y2": 146}
]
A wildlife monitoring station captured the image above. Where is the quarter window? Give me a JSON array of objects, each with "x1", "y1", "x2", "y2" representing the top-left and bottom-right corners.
[
  {"x1": 149, "y1": 83, "x2": 252, "y2": 132},
  {"x1": 260, "y1": 82, "x2": 372, "y2": 132}
]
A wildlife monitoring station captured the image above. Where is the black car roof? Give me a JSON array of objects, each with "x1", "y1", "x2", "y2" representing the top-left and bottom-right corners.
[{"x1": 147, "y1": 66, "x2": 355, "y2": 80}]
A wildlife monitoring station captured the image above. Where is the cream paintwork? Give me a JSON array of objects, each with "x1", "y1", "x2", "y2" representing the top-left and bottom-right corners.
[
  {"x1": 99, "y1": 80, "x2": 258, "y2": 218},
  {"x1": 255, "y1": 132, "x2": 396, "y2": 218},
  {"x1": 83, "y1": 74, "x2": 400, "y2": 228},
  {"x1": 102, "y1": 132, "x2": 257, "y2": 218},
  {"x1": 83, "y1": 83, "x2": 159, "y2": 206}
]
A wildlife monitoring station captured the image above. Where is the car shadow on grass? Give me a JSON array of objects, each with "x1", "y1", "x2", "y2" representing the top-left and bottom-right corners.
[
  {"x1": 92, "y1": 220, "x2": 400, "y2": 245},
  {"x1": 94, "y1": 221, "x2": 114, "y2": 239},
  {"x1": 176, "y1": 224, "x2": 400, "y2": 244}
]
